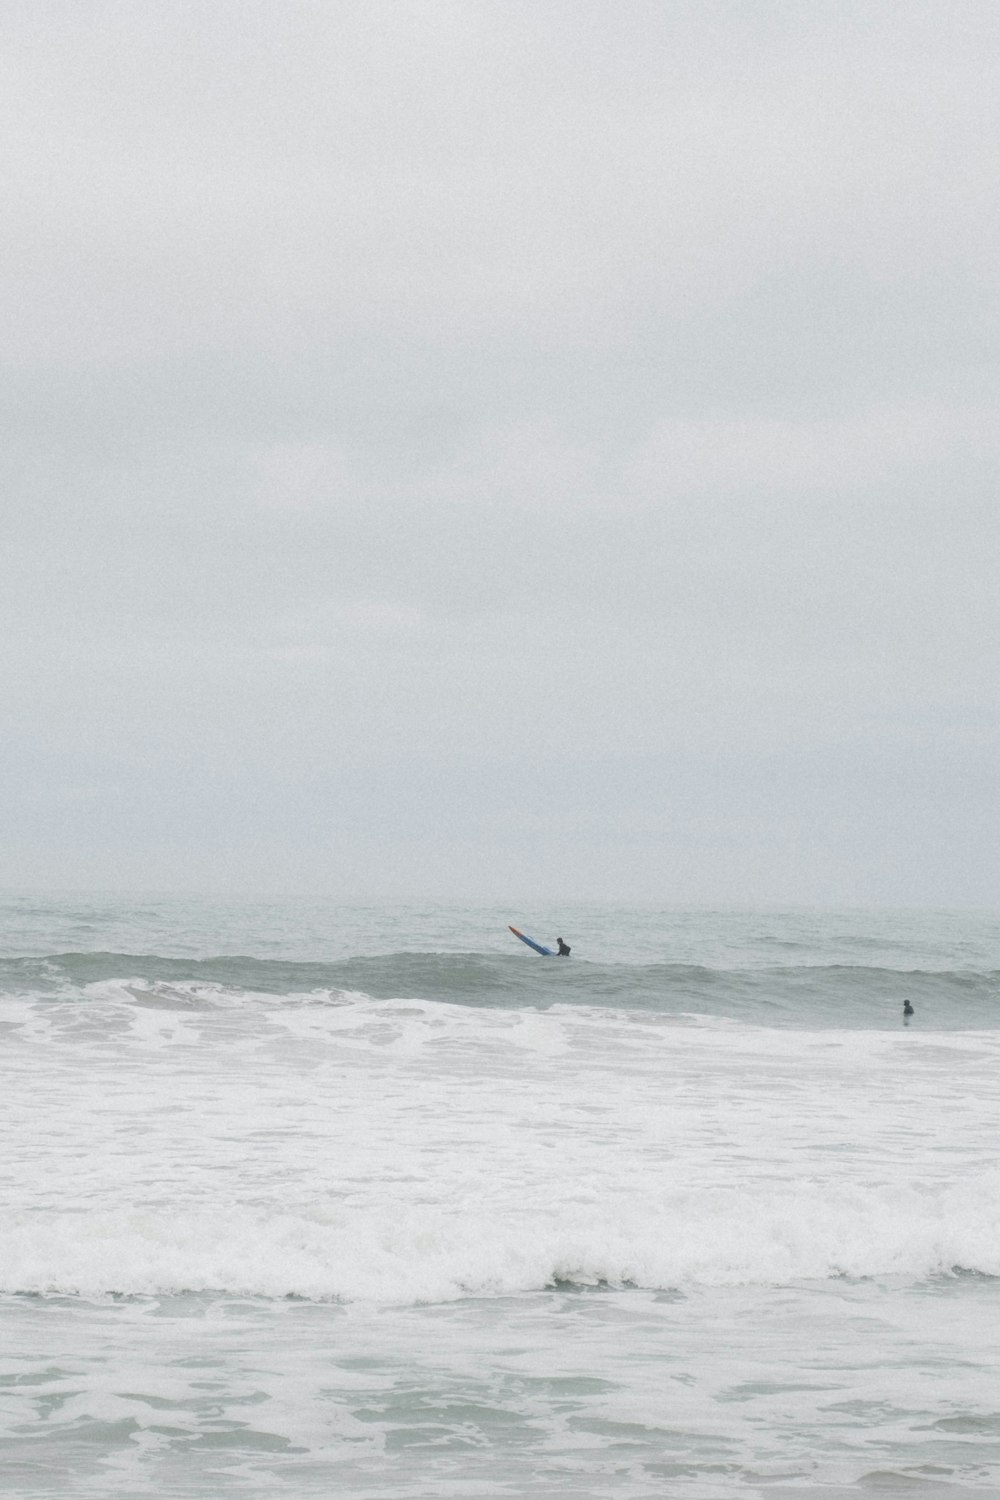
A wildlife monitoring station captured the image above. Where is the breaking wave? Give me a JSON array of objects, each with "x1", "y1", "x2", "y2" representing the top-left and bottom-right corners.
[{"x1": 1, "y1": 949, "x2": 997, "y2": 1028}]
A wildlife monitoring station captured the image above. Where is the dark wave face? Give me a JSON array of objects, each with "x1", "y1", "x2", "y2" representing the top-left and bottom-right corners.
[{"x1": 1, "y1": 950, "x2": 996, "y2": 1029}]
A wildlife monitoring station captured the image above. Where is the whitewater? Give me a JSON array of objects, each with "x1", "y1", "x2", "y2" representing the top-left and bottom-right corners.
[{"x1": 3, "y1": 897, "x2": 1000, "y2": 1498}]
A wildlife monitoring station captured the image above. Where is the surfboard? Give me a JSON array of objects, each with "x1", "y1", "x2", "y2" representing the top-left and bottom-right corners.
[{"x1": 508, "y1": 925, "x2": 552, "y2": 956}]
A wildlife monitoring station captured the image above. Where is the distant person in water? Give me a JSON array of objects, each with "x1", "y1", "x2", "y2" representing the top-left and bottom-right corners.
[
  {"x1": 556, "y1": 938, "x2": 571, "y2": 957},
  {"x1": 903, "y1": 999, "x2": 914, "y2": 1022}
]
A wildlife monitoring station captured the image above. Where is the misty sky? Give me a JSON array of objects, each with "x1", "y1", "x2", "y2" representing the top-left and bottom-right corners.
[{"x1": 4, "y1": 0, "x2": 1000, "y2": 904}]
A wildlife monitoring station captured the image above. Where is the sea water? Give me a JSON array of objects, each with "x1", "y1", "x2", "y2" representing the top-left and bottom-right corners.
[{"x1": 2, "y1": 897, "x2": 1000, "y2": 1498}]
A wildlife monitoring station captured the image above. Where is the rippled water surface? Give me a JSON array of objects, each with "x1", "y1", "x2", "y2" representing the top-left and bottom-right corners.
[{"x1": 3, "y1": 896, "x2": 1000, "y2": 1496}]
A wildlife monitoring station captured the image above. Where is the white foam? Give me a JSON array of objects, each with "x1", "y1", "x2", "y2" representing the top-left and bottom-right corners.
[
  {"x1": 5, "y1": 1173, "x2": 1000, "y2": 1304},
  {"x1": 4, "y1": 988, "x2": 1000, "y2": 1302}
]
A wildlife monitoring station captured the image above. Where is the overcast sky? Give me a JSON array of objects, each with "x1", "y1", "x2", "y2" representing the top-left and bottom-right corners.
[{"x1": 4, "y1": 0, "x2": 1000, "y2": 904}]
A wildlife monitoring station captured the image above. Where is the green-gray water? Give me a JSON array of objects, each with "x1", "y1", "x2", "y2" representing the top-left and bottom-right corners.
[{"x1": 3, "y1": 896, "x2": 1000, "y2": 1497}]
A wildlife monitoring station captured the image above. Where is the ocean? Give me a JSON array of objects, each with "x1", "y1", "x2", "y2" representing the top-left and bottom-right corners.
[{"x1": 2, "y1": 895, "x2": 999, "y2": 1499}]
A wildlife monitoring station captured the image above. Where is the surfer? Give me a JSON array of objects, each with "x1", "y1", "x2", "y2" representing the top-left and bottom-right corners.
[
  {"x1": 556, "y1": 938, "x2": 571, "y2": 957},
  {"x1": 903, "y1": 999, "x2": 914, "y2": 1022}
]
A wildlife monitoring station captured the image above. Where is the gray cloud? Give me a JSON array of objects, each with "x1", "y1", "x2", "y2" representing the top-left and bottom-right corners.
[{"x1": 4, "y1": 0, "x2": 1000, "y2": 901}]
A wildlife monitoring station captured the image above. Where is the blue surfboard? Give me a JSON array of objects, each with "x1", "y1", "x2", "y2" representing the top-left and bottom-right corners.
[{"x1": 508, "y1": 925, "x2": 553, "y2": 956}]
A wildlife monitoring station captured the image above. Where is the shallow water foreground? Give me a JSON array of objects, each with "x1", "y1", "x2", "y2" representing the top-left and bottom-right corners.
[{"x1": 3, "y1": 1276, "x2": 1000, "y2": 1498}]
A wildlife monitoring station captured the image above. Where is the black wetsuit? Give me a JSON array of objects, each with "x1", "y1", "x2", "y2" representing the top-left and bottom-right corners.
[{"x1": 556, "y1": 940, "x2": 571, "y2": 957}]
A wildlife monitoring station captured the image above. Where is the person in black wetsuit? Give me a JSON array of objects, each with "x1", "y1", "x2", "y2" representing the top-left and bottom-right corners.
[
  {"x1": 903, "y1": 999, "x2": 914, "y2": 1022},
  {"x1": 556, "y1": 937, "x2": 571, "y2": 957}
]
